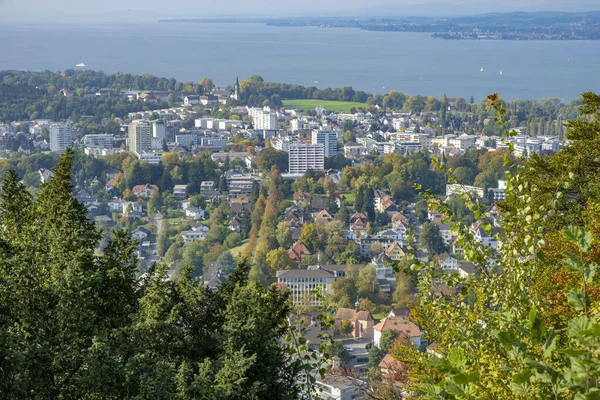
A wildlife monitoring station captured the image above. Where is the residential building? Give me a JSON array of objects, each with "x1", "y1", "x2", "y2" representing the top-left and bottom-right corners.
[
  {"x1": 128, "y1": 120, "x2": 152, "y2": 155},
  {"x1": 84, "y1": 134, "x2": 114, "y2": 148},
  {"x1": 288, "y1": 143, "x2": 324, "y2": 175},
  {"x1": 287, "y1": 240, "x2": 311, "y2": 264},
  {"x1": 131, "y1": 184, "x2": 159, "y2": 198},
  {"x1": 249, "y1": 107, "x2": 278, "y2": 130},
  {"x1": 49, "y1": 123, "x2": 72, "y2": 153},
  {"x1": 373, "y1": 316, "x2": 422, "y2": 349},
  {"x1": 311, "y1": 129, "x2": 338, "y2": 157},
  {"x1": 151, "y1": 120, "x2": 166, "y2": 139},
  {"x1": 173, "y1": 184, "x2": 188, "y2": 198}
]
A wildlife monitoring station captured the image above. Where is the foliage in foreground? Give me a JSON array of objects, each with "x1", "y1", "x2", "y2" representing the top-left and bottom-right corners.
[
  {"x1": 393, "y1": 92, "x2": 600, "y2": 399},
  {"x1": 0, "y1": 148, "x2": 300, "y2": 399}
]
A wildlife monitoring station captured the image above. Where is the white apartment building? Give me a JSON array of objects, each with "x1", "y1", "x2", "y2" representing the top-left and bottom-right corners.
[
  {"x1": 249, "y1": 107, "x2": 278, "y2": 130},
  {"x1": 49, "y1": 123, "x2": 72, "y2": 153},
  {"x1": 128, "y1": 120, "x2": 152, "y2": 155},
  {"x1": 137, "y1": 151, "x2": 164, "y2": 165},
  {"x1": 271, "y1": 136, "x2": 297, "y2": 152},
  {"x1": 84, "y1": 134, "x2": 114, "y2": 148},
  {"x1": 276, "y1": 269, "x2": 336, "y2": 306},
  {"x1": 288, "y1": 143, "x2": 324, "y2": 175},
  {"x1": 311, "y1": 129, "x2": 338, "y2": 157}
]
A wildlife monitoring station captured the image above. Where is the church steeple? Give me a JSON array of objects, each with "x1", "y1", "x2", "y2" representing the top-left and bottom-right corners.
[{"x1": 233, "y1": 76, "x2": 240, "y2": 101}]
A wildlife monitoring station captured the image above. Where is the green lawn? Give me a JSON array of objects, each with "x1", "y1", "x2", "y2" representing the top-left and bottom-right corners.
[
  {"x1": 343, "y1": 192, "x2": 356, "y2": 206},
  {"x1": 372, "y1": 313, "x2": 387, "y2": 321},
  {"x1": 282, "y1": 99, "x2": 367, "y2": 113},
  {"x1": 230, "y1": 239, "x2": 249, "y2": 258}
]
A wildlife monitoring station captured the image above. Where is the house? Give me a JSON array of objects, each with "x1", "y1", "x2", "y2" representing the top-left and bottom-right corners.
[
  {"x1": 438, "y1": 253, "x2": 459, "y2": 273},
  {"x1": 385, "y1": 241, "x2": 407, "y2": 261},
  {"x1": 122, "y1": 201, "x2": 143, "y2": 214},
  {"x1": 334, "y1": 308, "x2": 374, "y2": 338},
  {"x1": 349, "y1": 212, "x2": 369, "y2": 236},
  {"x1": 284, "y1": 205, "x2": 305, "y2": 225},
  {"x1": 228, "y1": 215, "x2": 241, "y2": 232},
  {"x1": 287, "y1": 241, "x2": 311, "y2": 264},
  {"x1": 230, "y1": 195, "x2": 252, "y2": 214},
  {"x1": 132, "y1": 184, "x2": 159, "y2": 198},
  {"x1": 314, "y1": 209, "x2": 333, "y2": 226},
  {"x1": 39, "y1": 168, "x2": 54, "y2": 184},
  {"x1": 311, "y1": 195, "x2": 329, "y2": 212},
  {"x1": 181, "y1": 225, "x2": 209, "y2": 244},
  {"x1": 380, "y1": 197, "x2": 399, "y2": 215},
  {"x1": 184, "y1": 95, "x2": 200, "y2": 106},
  {"x1": 200, "y1": 181, "x2": 215, "y2": 195},
  {"x1": 132, "y1": 227, "x2": 150, "y2": 241},
  {"x1": 173, "y1": 184, "x2": 188, "y2": 198},
  {"x1": 331, "y1": 192, "x2": 345, "y2": 208},
  {"x1": 391, "y1": 212, "x2": 409, "y2": 229},
  {"x1": 371, "y1": 253, "x2": 394, "y2": 278},
  {"x1": 107, "y1": 198, "x2": 127, "y2": 212},
  {"x1": 292, "y1": 191, "x2": 312, "y2": 205},
  {"x1": 373, "y1": 316, "x2": 422, "y2": 349},
  {"x1": 458, "y1": 262, "x2": 476, "y2": 278},
  {"x1": 437, "y1": 223, "x2": 454, "y2": 245},
  {"x1": 105, "y1": 178, "x2": 117, "y2": 192},
  {"x1": 471, "y1": 220, "x2": 500, "y2": 249},
  {"x1": 285, "y1": 219, "x2": 303, "y2": 240},
  {"x1": 428, "y1": 210, "x2": 444, "y2": 223},
  {"x1": 185, "y1": 206, "x2": 205, "y2": 220},
  {"x1": 378, "y1": 354, "x2": 408, "y2": 383}
]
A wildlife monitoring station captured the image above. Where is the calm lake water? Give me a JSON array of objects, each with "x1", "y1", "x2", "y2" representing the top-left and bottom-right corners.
[{"x1": 1, "y1": 22, "x2": 599, "y2": 101}]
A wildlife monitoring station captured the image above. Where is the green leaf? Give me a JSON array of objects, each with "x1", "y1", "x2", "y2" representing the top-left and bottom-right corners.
[
  {"x1": 453, "y1": 372, "x2": 480, "y2": 385},
  {"x1": 565, "y1": 226, "x2": 583, "y2": 243},
  {"x1": 581, "y1": 231, "x2": 593, "y2": 252},
  {"x1": 448, "y1": 348, "x2": 466, "y2": 368},
  {"x1": 563, "y1": 252, "x2": 582, "y2": 273},
  {"x1": 569, "y1": 316, "x2": 592, "y2": 338},
  {"x1": 512, "y1": 370, "x2": 533, "y2": 385},
  {"x1": 584, "y1": 263, "x2": 598, "y2": 284},
  {"x1": 543, "y1": 332, "x2": 557, "y2": 358},
  {"x1": 565, "y1": 290, "x2": 586, "y2": 312},
  {"x1": 445, "y1": 379, "x2": 466, "y2": 397}
]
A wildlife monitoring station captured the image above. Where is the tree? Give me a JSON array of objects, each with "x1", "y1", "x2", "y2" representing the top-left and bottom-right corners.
[
  {"x1": 419, "y1": 221, "x2": 446, "y2": 255},
  {"x1": 256, "y1": 148, "x2": 288, "y2": 173},
  {"x1": 359, "y1": 298, "x2": 377, "y2": 313},
  {"x1": 214, "y1": 250, "x2": 237, "y2": 275},
  {"x1": 379, "y1": 330, "x2": 399, "y2": 353},
  {"x1": 340, "y1": 319, "x2": 354, "y2": 336},
  {"x1": 276, "y1": 221, "x2": 293, "y2": 249},
  {"x1": 357, "y1": 265, "x2": 379, "y2": 298},
  {"x1": 266, "y1": 247, "x2": 295, "y2": 272},
  {"x1": 330, "y1": 278, "x2": 357, "y2": 309}
]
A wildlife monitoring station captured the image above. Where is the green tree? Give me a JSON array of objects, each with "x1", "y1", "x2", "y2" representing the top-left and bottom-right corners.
[
  {"x1": 214, "y1": 250, "x2": 237, "y2": 275},
  {"x1": 340, "y1": 319, "x2": 354, "y2": 336},
  {"x1": 419, "y1": 221, "x2": 447, "y2": 255},
  {"x1": 357, "y1": 265, "x2": 379, "y2": 298}
]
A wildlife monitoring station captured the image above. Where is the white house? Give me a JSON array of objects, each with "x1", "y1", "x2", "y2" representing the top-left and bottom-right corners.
[
  {"x1": 132, "y1": 228, "x2": 150, "y2": 241},
  {"x1": 185, "y1": 206, "x2": 205, "y2": 220},
  {"x1": 181, "y1": 225, "x2": 209, "y2": 244},
  {"x1": 438, "y1": 253, "x2": 459, "y2": 273}
]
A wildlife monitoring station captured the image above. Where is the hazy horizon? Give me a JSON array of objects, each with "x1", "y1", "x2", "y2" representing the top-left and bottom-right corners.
[{"x1": 1, "y1": 0, "x2": 599, "y2": 24}]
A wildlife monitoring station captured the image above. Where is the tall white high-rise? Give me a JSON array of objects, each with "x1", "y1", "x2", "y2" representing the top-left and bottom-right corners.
[
  {"x1": 311, "y1": 129, "x2": 338, "y2": 157},
  {"x1": 151, "y1": 120, "x2": 166, "y2": 139},
  {"x1": 249, "y1": 107, "x2": 278, "y2": 130},
  {"x1": 288, "y1": 143, "x2": 324, "y2": 175},
  {"x1": 128, "y1": 120, "x2": 152, "y2": 155},
  {"x1": 49, "y1": 123, "x2": 72, "y2": 153}
]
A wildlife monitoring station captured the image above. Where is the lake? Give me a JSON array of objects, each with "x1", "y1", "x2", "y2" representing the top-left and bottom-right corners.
[{"x1": 1, "y1": 22, "x2": 599, "y2": 101}]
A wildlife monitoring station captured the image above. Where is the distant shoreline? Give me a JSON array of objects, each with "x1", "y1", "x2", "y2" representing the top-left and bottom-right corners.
[{"x1": 160, "y1": 11, "x2": 600, "y2": 41}]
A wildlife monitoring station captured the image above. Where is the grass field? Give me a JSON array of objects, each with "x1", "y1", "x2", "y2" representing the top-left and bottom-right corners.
[
  {"x1": 230, "y1": 239, "x2": 249, "y2": 258},
  {"x1": 282, "y1": 99, "x2": 367, "y2": 113}
]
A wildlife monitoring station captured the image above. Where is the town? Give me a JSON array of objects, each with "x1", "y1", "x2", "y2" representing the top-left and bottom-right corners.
[{"x1": 0, "y1": 70, "x2": 574, "y2": 399}]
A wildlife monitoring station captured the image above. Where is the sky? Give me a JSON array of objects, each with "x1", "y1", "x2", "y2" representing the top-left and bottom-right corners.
[{"x1": 0, "y1": 0, "x2": 598, "y2": 23}]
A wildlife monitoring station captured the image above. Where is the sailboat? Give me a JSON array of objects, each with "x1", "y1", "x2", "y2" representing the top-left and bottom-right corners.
[
  {"x1": 480, "y1": 67, "x2": 484, "y2": 72},
  {"x1": 499, "y1": 70, "x2": 503, "y2": 76},
  {"x1": 75, "y1": 63, "x2": 86, "y2": 67}
]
